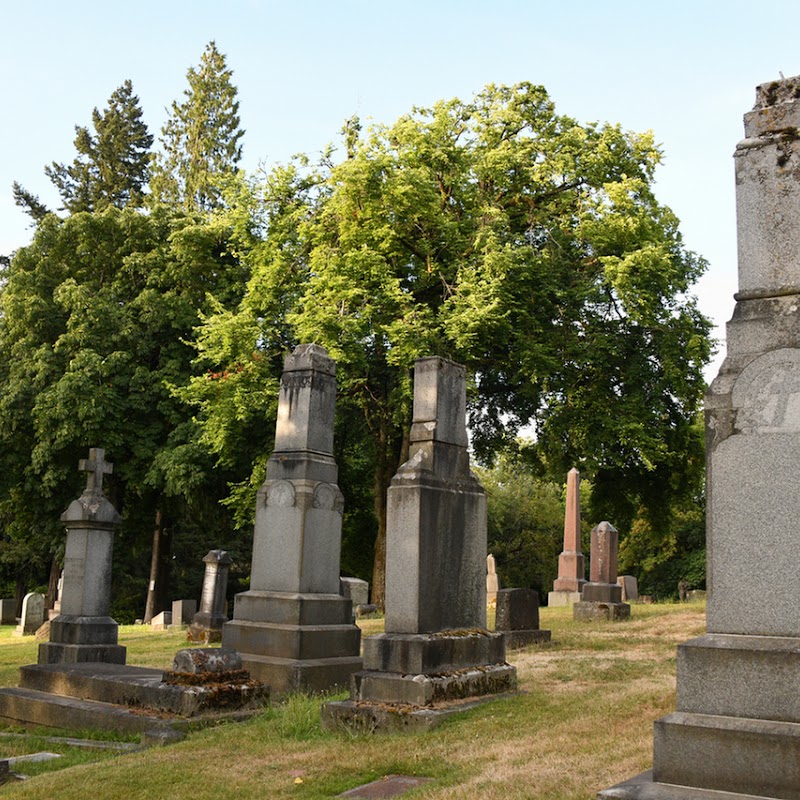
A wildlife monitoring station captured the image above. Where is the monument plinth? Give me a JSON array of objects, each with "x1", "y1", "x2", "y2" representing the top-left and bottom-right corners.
[
  {"x1": 323, "y1": 357, "x2": 516, "y2": 732},
  {"x1": 600, "y1": 74, "x2": 800, "y2": 800},
  {"x1": 221, "y1": 344, "x2": 362, "y2": 693}
]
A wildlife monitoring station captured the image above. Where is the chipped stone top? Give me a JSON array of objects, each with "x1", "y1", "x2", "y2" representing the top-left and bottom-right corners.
[
  {"x1": 409, "y1": 357, "x2": 469, "y2": 447},
  {"x1": 744, "y1": 75, "x2": 800, "y2": 138},
  {"x1": 283, "y1": 343, "x2": 335, "y2": 376}
]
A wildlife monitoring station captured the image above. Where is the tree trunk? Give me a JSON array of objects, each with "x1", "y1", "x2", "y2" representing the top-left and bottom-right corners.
[
  {"x1": 15, "y1": 575, "x2": 26, "y2": 618},
  {"x1": 143, "y1": 508, "x2": 162, "y2": 623},
  {"x1": 45, "y1": 557, "x2": 60, "y2": 613}
]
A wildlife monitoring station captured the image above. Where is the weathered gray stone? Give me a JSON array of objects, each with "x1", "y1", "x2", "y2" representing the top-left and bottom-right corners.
[
  {"x1": 150, "y1": 611, "x2": 172, "y2": 630},
  {"x1": 599, "y1": 74, "x2": 800, "y2": 800},
  {"x1": 339, "y1": 577, "x2": 369, "y2": 608},
  {"x1": 48, "y1": 573, "x2": 63, "y2": 621},
  {"x1": 169, "y1": 599, "x2": 197, "y2": 630},
  {"x1": 187, "y1": 550, "x2": 231, "y2": 642},
  {"x1": 495, "y1": 589, "x2": 552, "y2": 647},
  {"x1": 574, "y1": 601, "x2": 630, "y2": 622},
  {"x1": 38, "y1": 449, "x2": 125, "y2": 665},
  {"x1": 0, "y1": 600, "x2": 15, "y2": 626},
  {"x1": 222, "y1": 345, "x2": 362, "y2": 693},
  {"x1": 14, "y1": 594, "x2": 44, "y2": 637},
  {"x1": 172, "y1": 647, "x2": 242, "y2": 675}
]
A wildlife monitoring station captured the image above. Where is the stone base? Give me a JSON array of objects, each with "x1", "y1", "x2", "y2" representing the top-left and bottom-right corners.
[
  {"x1": 38, "y1": 642, "x2": 126, "y2": 664},
  {"x1": 322, "y1": 694, "x2": 515, "y2": 734},
  {"x1": 547, "y1": 591, "x2": 582, "y2": 607},
  {"x1": 221, "y1": 590, "x2": 362, "y2": 694},
  {"x1": 186, "y1": 624, "x2": 223, "y2": 643},
  {"x1": 574, "y1": 601, "x2": 630, "y2": 622},
  {"x1": 38, "y1": 615, "x2": 125, "y2": 665},
  {"x1": 582, "y1": 582, "x2": 623, "y2": 603},
  {"x1": 598, "y1": 769, "x2": 769, "y2": 799},
  {"x1": 501, "y1": 629, "x2": 552, "y2": 649}
]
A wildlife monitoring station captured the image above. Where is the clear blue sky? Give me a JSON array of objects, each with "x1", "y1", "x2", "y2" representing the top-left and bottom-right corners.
[{"x1": 2, "y1": 0, "x2": 799, "y2": 377}]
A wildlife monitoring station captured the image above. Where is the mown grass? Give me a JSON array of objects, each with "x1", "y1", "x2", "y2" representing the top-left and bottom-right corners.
[{"x1": 0, "y1": 602, "x2": 707, "y2": 799}]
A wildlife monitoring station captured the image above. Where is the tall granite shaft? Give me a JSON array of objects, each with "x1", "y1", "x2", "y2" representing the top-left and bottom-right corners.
[
  {"x1": 222, "y1": 344, "x2": 362, "y2": 693},
  {"x1": 548, "y1": 468, "x2": 585, "y2": 606},
  {"x1": 323, "y1": 357, "x2": 516, "y2": 732},
  {"x1": 39, "y1": 448, "x2": 126, "y2": 665},
  {"x1": 600, "y1": 74, "x2": 800, "y2": 800}
]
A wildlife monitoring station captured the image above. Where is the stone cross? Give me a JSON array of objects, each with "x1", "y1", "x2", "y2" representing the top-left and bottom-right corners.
[{"x1": 79, "y1": 448, "x2": 113, "y2": 495}]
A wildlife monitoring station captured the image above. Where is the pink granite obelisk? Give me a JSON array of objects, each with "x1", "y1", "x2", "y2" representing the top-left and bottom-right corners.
[{"x1": 548, "y1": 468, "x2": 585, "y2": 607}]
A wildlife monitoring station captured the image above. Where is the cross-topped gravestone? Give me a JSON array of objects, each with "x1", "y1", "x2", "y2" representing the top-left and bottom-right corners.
[
  {"x1": 78, "y1": 448, "x2": 113, "y2": 495},
  {"x1": 38, "y1": 447, "x2": 125, "y2": 664}
]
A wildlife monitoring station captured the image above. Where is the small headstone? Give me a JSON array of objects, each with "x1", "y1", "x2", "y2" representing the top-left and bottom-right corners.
[
  {"x1": 14, "y1": 593, "x2": 45, "y2": 637},
  {"x1": 686, "y1": 589, "x2": 706, "y2": 602},
  {"x1": 169, "y1": 599, "x2": 197, "y2": 630},
  {"x1": 617, "y1": 575, "x2": 639, "y2": 603},
  {"x1": 340, "y1": 577, "x2": 369, "y2": 608},
  {"x1": 486, "y1": 554, "x2": 499, "y2": 605},
  {"x1": 495, "y1": 588, "x2": 551, "y2": 649},
  {"x1": 0, "y1": 600, "x2": 16, "y2": 625},
  {"x1": 678, "y1": 580, "x2": 689, "y2": 601},
  {"x1": 150, "y1": 611, "x2": 172, "y2": 631}
]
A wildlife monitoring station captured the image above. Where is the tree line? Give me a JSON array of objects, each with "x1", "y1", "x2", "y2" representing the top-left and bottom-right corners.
[{"x1": 0, "y1": 42, "x2": 711, "y2": 618}]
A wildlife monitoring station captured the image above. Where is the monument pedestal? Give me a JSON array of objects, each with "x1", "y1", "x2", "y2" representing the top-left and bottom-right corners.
[
  {"x1": 575, "y1": 582, "x2": 630, "y2": 621},
  {"x1": 547, "y1": 590, "x2": 582, "y2": 607},
  {"x1": 38, "y1": 615, "x2": 126, "y2": 664}
]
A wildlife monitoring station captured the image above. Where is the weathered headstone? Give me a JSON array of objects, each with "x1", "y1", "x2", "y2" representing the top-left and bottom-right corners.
[
  {"x1": 486, "y1": 553, "x2": 499, "y2": 605},
  {"x1": 0, "y1": 599, "x2": 17, "y2": 625},
  {"x1": 14, "y1": 593, "x2": 45, "y2": 637},
  {"x1": 187, "y1": 551, "x2": 231, "y2": 643},
  {"x1": 339, "y1": 577, "x2": 369, "y2": 608},
  {"x1": 323, "y1": 357, "x2": 516, "y2": 732},
  {"x1": 600, "y1": 74, "x2": 800, "y2": 800},
  {"x1": 39, "y1": 448, "x2": 125, "y2": 664},
  {"x1": 574, "y1": 522, "x2": 630, "y2": 621},
  {"x1": 548, "y1": 468, "x2": 585, "y2": 606},
  {"x1": 617, "y1": 575, "x2": 639, "y2": 603},
  {"x1": 169, "y1": 599, "x2": 197, "y2": 631},
  {"x1": 150, "y1": 611, "x2": 172, "y2": 631},
  {"x1": 222, "y1": 344, "x2": 362, "y2": 692},
  {"x1": 495, "y1": 588, "x2": 551, "y2": 648}
]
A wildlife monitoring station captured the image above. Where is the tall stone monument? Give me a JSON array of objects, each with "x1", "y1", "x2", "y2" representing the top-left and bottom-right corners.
[
  {"x1": 222, "y1": 344, "x2": 362, "y2": 693},
  {"x1": 323, "y1": 357, "x2": 516, "y2": 731},
  {"x1": 600, "y1": 74, "x2": 800, "y2": 799},
  {"x1": 574, "y1": 522, "x2": 630, "y2": 621},
  {"x1": 548, "y1": 468, "x2": 585, "y2": 606},
  {"x1": 39, "y1": 448, "x2": 126, "y2": 664}
]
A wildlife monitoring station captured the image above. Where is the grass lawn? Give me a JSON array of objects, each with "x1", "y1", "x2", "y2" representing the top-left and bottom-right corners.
[{"x1": 0, "y1": 602, "x2": 706, "y2": 800}]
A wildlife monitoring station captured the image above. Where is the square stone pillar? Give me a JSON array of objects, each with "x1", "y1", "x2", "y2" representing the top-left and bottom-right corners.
[
  {"x1": 38, "y1": 448, "x2": 126, "y2": 665},
  {"x1": 575, "y1": 522, "x2": 630, "y2": 621},
  {"x1": 323, "y1": 357, "x2": 516, "y2": 732},
  {"x1": 600, "y1": 74, "x2": 800, "y2": 800},
  {"x1": 222, "y1": 344, "x2": 362, "y2": 693}
]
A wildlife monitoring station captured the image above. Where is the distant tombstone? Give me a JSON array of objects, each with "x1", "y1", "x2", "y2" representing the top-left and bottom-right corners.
[
  {"x1": 574, "y1": 522, "x2": 630, "y2": 622},
  {"x1": 548, "y1": 468, "x2": 585, "y2": 606},
  {"x1": 495, "y1": 588, "x2": 551, "y2": 649},
  {"x1": 340, "y1": 577, "x2": 369, "y2": 608},
  {"x1": 486, "y1": 554, "x2": 500, "y2": 605},
  {"x1": 617, "y1": 575, "x2": 639, "y2": 603},
  {"x1": 48, "y1": 572, "x2": 64, "y2": 621},
  {"x1": 14, "y1": 593, "x2": 45, "y2": 636},
  {"x1": 678, "y1": 579, "x2": 689, "y2": 602},
  {"x1": 187, "y1": 550, "x2": 232, "y2": 643},
  {"x1": 0, "y1": 600, "x2": 16, "y2": 625},
  {"x1": 169, "y1": 599, "x2": 197, "y2": 630},
  {"x1": 150, "y1": 611, "x2": 172, "y2": 631}
]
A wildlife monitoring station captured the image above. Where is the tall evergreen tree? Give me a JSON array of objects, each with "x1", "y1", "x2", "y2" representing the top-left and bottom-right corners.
[
  {"x1": 45, "y1": 80, "x2": 153, "y2": 213},
  {"x1": 151, "y1": 41, "x2": 244, "y2": 212}
]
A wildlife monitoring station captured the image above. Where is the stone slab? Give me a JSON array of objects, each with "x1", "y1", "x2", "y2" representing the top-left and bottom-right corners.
[
  {"x1": 598, "y1": 769, "x2": 768, "y2": 800},
  {"x1": 653, "y1": 711, "x2": 800, "y2": 799},
  {"x1": 547, "y1": 591, "x2": 581, "y2": 607},
  {"x1": 573, "y1": 602, "x2": 630, "y2": 622},
  {"x1": 676, "y1": 634, "x2": 800, "y2": 723},
  {"x1": 231, "y1": 591, "x2": 353, "y2": 626},
  {"x1": 238, "y1": 653, "x2": 363, "y2": 695},
  {"x1": 582, "y1": 583, "x2": 623, "y2": 604},
  {"x1": 362, "y1": 631, "x2": 505, "y2": 674},
  {"x1": 340, "y1": 578, "x2": 369, "y2": 608},
  {"x1": 322, "y1": 693, "x2": 515, "y2": 734},
  {"x1": 337, "y1": 774, "x2": 433, "y2": 797},
  {"x1": 222, "y1": 620, "x2": 360, "y2": 661},
  {"x1": 352, "y1": 664, "x2": 517, "y2": 706},
  {"x1": 37, "y1": 642, "x2": 126, "y2": 665}
]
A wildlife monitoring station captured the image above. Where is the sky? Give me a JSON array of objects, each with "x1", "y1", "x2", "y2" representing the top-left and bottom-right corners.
[{"x1": 1, "y1": 0, "x2": 798, "y2": 379}]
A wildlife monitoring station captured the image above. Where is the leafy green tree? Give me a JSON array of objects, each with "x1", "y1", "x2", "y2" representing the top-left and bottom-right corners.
[
  {"x1": 151, "y1": 41, "x2": 244, "y2": 212},
  {"x1": 187, "y1": 82, "x2": 712, "y2": 607}
]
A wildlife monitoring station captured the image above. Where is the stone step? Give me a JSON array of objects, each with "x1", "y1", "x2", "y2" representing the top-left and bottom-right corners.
[
  {"x1": 239, "y1": 653, "x2": 362, "y2": 694},
  {"x1": 0, "y1": 686, "x2": 184, "y2": 736},
  {"x1": 223, "y1": 620, "x2": 361, "y2": 661},
  {"x1": 18, "y1": 662, "x2": 268, "y2": 717}
]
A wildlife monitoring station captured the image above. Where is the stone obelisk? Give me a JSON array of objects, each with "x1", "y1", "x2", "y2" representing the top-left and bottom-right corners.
[
  {"x1": 600, "y1": 74, "x2": 800, "y2": 799},
  {"x1": 222, "y1": 344, "x2": 362, "y2": 693},
  {"x1": 548, "y1": 468, "x2": 585, "y2": 607}
]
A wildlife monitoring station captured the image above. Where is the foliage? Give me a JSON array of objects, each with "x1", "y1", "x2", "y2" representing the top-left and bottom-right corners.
[
  {"x1": 188, "y1": 82, "x2": 712, "y2": 604},
  {"x1": 151, "y1": 41, "x2": 244, "y2": 212}
]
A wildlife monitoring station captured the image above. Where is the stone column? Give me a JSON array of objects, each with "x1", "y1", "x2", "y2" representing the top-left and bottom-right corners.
[
  {"x1": 486, "y1": 554, "x2": 499, "y2": 605},
  {"x1": 323, "y1": 357, "x2": 516, "y2": 732},
  {"x1": 222, "y1": 344, "x2": 362, "y2": 693},
  {"x1": 600, "y1": 74, "x2": 800, "y2": 800},
  {"x1": 548, "y1": 468, "x2": 585, "y2": 606},
  {"x1": 39, "y1": 448, "x2": 126, "y2": 664},
  {"x1": 187, "y1": 550, "x2": 231, "y2": 643},
  {"x1": 574, "y1": 522, "x2": 630, "y2": 621}
]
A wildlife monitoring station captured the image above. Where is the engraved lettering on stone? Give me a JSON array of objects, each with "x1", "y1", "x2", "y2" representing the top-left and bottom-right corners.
[{"x1": 267, "y1": 480, "x2": 296, "y2": 507}]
